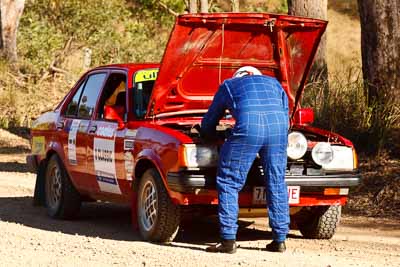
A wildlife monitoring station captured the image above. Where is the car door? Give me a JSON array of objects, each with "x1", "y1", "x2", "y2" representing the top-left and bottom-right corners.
[
  {"x1": 58, "y1": 71, "x2": 108, "y2": 192},
  {"x1": 86, "y1": 71, "x2": 128, "y2": 197}
]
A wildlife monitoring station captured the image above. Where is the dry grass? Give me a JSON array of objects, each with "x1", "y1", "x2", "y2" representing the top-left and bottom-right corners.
[
  {"x1": 327, "y1": 7, "x2": 361, "y2": 79},
  {"x1": 0, "y1": 62, "x2": 73, "y2": 127},
  {"x1": 345, "y1": 156, "x2": 400, "y2": 219}
]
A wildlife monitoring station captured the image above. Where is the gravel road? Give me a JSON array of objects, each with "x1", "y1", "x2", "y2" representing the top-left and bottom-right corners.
[
  {"x1": 0, "y1": 145, "x2": 399, "y2": 266},
  {"x1": 0, "y1": 170, "x2": 399, "y2": 267}
]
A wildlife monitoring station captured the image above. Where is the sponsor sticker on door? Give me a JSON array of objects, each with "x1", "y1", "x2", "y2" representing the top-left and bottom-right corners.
[
  {"x1": 93, "y1": 137, "x2": 121, "y2": 194},
  {"x1": 125, "y1": 129, "x2": 137, "y2": 138},
  {"x1": 124, "y1": 152, "x2": 134, "y2": 180},
  {"x1": 68, "y1": 119, "x2": 81, "y2": 165},
  {"x1": 124, "y1": 139, "x2": 134, "y2": 150},
  {"x1": 96, "y1": 125, "x2": 116, "y2": 138}
]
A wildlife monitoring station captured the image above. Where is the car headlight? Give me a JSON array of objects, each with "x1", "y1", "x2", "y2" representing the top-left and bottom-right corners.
[
  {"x1": 312, "y1": 142, "x2": 334, "y2": 166},
  {"x1": 181, "y1": 144, "x2": 218, "y2": 167},
  {"x1": 322, "y1": 145, "x2": 355, "y2": 170},
  {"x1": 287, "y1": 131, "x2": 308, "y2": 160}
]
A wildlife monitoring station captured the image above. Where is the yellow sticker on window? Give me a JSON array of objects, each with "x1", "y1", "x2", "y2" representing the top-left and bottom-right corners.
[
  {"x1": 32, "y1": 136, "x2": 46, "y2": 155},
  {"x1": 134, "y1": 69, "x2": 159, "y2": 83}
]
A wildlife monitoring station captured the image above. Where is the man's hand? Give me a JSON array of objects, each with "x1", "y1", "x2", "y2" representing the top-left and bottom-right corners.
[{"x1": 192, "y1": 124, "x2": 202, "y2": 135}]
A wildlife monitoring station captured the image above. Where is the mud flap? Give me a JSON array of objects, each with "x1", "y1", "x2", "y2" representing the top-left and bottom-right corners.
[
  {"x1": 131, "y1": 190, "x2": 139, "y2": 231},
  {"x1": 33, "y1": 160, "x2": 47, "y2": 206}
]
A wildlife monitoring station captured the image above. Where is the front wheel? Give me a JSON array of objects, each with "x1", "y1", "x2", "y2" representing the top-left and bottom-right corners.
[
  {"x1": 45, "y1": 154, "x2": 81, "y2": 219},
  {"x1": 137, "y1": 168, "x2": 180, "y2": 243},
  {"x1": 294, "y1": 205, "x2": 341, "y2": 239}
]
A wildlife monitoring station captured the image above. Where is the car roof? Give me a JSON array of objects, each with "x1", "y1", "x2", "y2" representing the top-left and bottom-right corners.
[{"x1": 91, "y1": 63, "x2": 160, "y2": 72}]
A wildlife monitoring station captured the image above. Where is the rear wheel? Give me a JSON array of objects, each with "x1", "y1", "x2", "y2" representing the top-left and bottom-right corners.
[
  {"x1": 137, "y1": 168, "x2": 180, "y2": 243},
  {"x1": 45, "y1": 154, "x2": 81, "y2": 219},
  {"x1": 294, "y1": 205, "x2": 341, "y2": 239}
]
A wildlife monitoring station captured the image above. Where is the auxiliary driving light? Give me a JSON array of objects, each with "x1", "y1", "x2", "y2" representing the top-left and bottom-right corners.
[
  {"x1": 312, "y1": 142, "x2": 334, "y2": 166},
  {"x1": 287, "y1": 132, "x2": 308, "y2": 160}
]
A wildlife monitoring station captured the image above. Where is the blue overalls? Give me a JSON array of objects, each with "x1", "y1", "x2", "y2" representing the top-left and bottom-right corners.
[{"x1": 201, "y1": 75, "x2": 290, "y2": 242}]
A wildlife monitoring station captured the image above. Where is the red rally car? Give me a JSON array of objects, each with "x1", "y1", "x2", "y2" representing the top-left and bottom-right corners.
[{"x1": 27, "y1": 13, "x2": 360, "y2": 242}]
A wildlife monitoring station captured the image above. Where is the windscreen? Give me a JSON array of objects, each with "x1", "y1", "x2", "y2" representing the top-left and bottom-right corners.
[{"x1": 133, "y1": 69, "x2": 159, "y2": 119}]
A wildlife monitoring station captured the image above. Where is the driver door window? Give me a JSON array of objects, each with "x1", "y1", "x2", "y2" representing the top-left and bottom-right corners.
[
  {"x1": 78, "y1": 73, "x2": 107, "y2": 119},
  {"x1": 96, "y1": 72, "x2": 127, "y2": 124}
]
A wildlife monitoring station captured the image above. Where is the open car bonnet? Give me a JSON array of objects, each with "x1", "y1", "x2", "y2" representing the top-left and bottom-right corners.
[{"x1": 147, "y1": 13, "x2": 327, "y2": 118}]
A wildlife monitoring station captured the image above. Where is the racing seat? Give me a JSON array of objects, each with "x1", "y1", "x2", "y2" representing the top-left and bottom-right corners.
[{"x1": 104, "y1": 92, "x2": 126, "y2": 125}]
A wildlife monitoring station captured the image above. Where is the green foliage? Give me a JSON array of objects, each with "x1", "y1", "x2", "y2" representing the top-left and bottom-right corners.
[
  {"x1": 133, "y1": 0, "x2": 185, "y2": 20},
  {"x1": 18, "y1": 16, "x2": 64, "y2": 71},
  {"x1": 7, "y1": 0, "x2": 182, "y2": 127},
  {"x1": 18, "y1": 0, "x2": 180, "y2": 74}
]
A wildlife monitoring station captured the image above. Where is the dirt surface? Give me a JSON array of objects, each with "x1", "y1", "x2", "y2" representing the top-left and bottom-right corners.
[{"x1": 0, "y1": 130, "x2": 399, "y2": 266}]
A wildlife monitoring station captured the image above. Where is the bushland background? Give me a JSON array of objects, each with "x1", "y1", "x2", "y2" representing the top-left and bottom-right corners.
[{"x1": 0, "y1": 0, "x2": 398, "y2": 217}]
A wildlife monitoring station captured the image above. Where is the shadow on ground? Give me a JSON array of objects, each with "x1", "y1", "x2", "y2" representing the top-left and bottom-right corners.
[
  {"x1": 0, "y1": 196, "x2": 301, "y2": 248},
  {"x1": 6, "y1": 127, "x2": 31, "y2": 140},
  {"x1": 1, "y1": 195, "x2": 400, "y2": 253},
  {"x1": 0, "y1": 196, "x2": 138, "y2": 242},
  {"x1": 0, "y1": 162, "x2": 30, "y2": 172},
  {"x1": 0, "y1": 146, "x2": 30, "y2": 154}
]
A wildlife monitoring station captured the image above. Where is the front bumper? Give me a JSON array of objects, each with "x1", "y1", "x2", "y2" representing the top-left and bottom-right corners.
[{"x1": 167, "y1": 171, "x2": 360, "y2": 193}]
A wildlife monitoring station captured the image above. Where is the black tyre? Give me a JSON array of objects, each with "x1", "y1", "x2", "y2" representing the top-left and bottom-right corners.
[
  {"x1": 137, "y1": 168, "x2": 180, "y2": 243},
  {"x1": 45, "y1": 154, "x2": 81, "y2": 219},
  {"x1": 294, "y1": 205, "x2": 341, "y2": 239}
]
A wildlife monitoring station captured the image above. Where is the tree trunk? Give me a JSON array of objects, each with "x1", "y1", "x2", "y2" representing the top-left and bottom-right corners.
[
  {"x1": 287, "y1": 0, "x2": 328, "y2": 82},
  {"x1": 358, "y1": 0, "x2": 400, "y2": 154},
  {"x1": 189, "y1": 0, "x2": 198, "y2": 13},
  {"x1": 231, "y1": 0, "x2": 239, "y2": 12},
  {"x1": 200, "y1": 0, "x2": 208, "y2": 13},
  {"x1": 358, "y1": 0, "x2": 400, "y2": 105},
  {"x1": 0, "y1": 0, "x2": 25, "y2": 63}
]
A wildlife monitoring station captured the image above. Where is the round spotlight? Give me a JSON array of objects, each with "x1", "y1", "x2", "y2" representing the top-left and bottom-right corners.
[
  {"x1": 312, "y1": 142, "x2": 334, "y2": 166},
  {"x1": 287, "y1": 132, "x2": 308, "y2": 160}
]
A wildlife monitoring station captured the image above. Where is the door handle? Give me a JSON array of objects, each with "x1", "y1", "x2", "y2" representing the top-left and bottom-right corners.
[
  {"x1": 89, "y1": 125, "x2": 97, "y2": 133},
  {"x1": 56, "y1": 121, "x2": 64, "y2": 129}
]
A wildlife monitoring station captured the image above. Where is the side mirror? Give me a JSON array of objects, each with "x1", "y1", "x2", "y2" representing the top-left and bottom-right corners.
[{"x1": 293, "y1": 108, "x2": 314, "y2": 125}]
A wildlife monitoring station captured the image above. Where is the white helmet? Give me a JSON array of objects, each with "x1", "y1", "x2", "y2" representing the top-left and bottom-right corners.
[{"x1": 233, "y1": 66, "x2": 262, "y2": 78}]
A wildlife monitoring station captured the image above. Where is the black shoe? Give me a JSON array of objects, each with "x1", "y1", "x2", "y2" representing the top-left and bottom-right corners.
[
  {"x1": 265, "y1": 241, "x2": 286, "y2": 252},
  {"x1": 206, "y1": 239, "x2": 237, "y2": 254}
]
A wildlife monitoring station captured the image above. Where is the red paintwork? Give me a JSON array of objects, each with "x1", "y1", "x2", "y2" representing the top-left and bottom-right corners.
[
  {"x1": 104, "y1": 106, "x2": 124, "y2": 124},
  {"x1": 149, "y1": 13, "x2": 327, "y2": 118},
  {"x1": 29, "y1": 13, "x2": 355, "y2": 221},
  {"x1": 293, "y1": 108, "x2": 314, "y2": 125},
  {"x1": 293, "y1": 124, "x2": 354, "y2": 147},
  {"x1": 169, "y1": 190, "x2": 347, "y2": 207}
]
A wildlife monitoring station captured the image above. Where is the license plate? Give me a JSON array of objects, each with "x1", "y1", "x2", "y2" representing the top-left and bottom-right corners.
[{"x1": 252, "y1": 186, "x2": 300, "y2": 205}]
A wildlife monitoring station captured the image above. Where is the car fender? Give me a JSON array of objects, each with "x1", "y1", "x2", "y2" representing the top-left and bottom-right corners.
[{"x1": 134, "y1": 149, "x2": 169, "y2": 189}]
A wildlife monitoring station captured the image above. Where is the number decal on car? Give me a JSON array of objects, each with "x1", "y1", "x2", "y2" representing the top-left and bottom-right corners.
[
  {"x1": 68, "y1": 120, "x2": 81, "y2": 165},
  {"x1": 124, "y1": 152, "x2": 134, "y2": 181},
  {"x1": 32, "y1": 136, "x2": 46, "y2": 155},
  {"x1": 134, "y1": 69, "x2": 159, "y2": 83}
]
